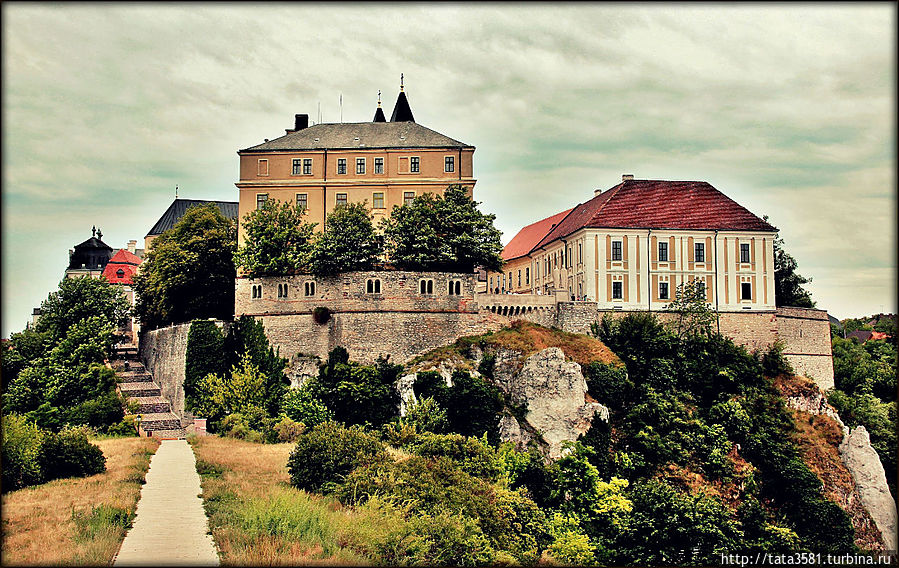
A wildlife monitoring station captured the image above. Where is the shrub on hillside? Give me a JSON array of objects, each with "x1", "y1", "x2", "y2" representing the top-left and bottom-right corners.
[
  {"x1": 281, "y1": 387, "x2": 333, "y2": 428},
  {"x1": 287, "y1": 422, "x2": 387, "y2": 493},
  {"x1": 66, "y1": 389, "x2": 125, "y2": 432},
  {"x1": 414, "y1": 369, "x2": 503, "y2": 442},
  {"x1": 584, "y1": 362, "x2": 632, "y2": 408},
  {"x1": 37, "y1": 426, "x2": 106, "y2": 482},
  {"x1": 405, "y1": 432, "x2": 503, "y2": 482},
  {"x1": 402, "y1": 396, "x2": 448, "y2": 434},
  {"x1": 306, "y1": 350, "x2": 401, "y2": 428},
  {"x1": 184, "y1": 319, "x2": 226, "y2": 411},
  {"x1": 2, "y1": 414, "x2": 46, "y2": 492}
]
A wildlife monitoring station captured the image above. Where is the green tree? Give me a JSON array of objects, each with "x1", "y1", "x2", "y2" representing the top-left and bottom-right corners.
[
  {"x1": 380, "y1": 184, "x2": 503, "y2": 272},
  {"x1": 133, "y1": 203, "x2": 236, "y2": 330},
  {"x1": 33, "y1": 276, "x2": 130, "y2": 343},
  {"x1": 773, "y1": 233, "x2": 815, "y2": 308},
  {"x1": 184, "y1": 320, "x2": 226, "y2": 412},
  {"x1": 221, "y1": 315, "x2": 288, "y2": 418},
  {"x1": 234, "y1": 199, "x2": 316, "y2": 277},
  {"x1": 308, "y1": 202, "x2": 382, "y2": 276},
  {"x1": 665, "y1": 279, "x2": 716, "y2": 338}
]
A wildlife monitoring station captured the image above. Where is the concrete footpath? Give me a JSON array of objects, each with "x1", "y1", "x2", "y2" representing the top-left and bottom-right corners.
[{"x1": 114, "y1": 439, "x2": 219, "y2": 566}]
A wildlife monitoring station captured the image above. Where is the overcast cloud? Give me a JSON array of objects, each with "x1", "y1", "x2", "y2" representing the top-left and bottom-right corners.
[{"x1": 2, "y1": 3, "x2": 895, "y2": 337}]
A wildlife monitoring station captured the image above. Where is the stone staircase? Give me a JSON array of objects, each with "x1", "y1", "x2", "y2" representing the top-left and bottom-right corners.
[{"x1": 112, "y1": 346, "x2": 185, "y2": 439}]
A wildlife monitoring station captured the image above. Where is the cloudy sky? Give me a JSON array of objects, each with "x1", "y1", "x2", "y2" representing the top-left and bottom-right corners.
[{"x1": 2, "y1": 3, "x2": 895, "y2": 337}]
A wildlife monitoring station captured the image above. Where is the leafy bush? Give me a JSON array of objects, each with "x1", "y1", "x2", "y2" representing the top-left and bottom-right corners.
[
  {"x1": 406, "y1": 432, "x2": 504, "y2": 482},
  {"x1": 306, "y1": 350, "x2": 400, "y2": 427},
  {"x1": 403, "y1": 396, "x2": 448, "y2": 434},
  {"x1": 273, "y1": 416, "x2": 305, "y2": 443},
  {"x1": 378, "y1": 507, "x2": 497, "y2": 566},
  {"x1": 38, "y1": 426, "x2": 106, "y2": 482},
  {"x1": 414, "y1": 369, "x2": 503, "y2": 442},
  {"x1": 66, "y1": 388, "x2": 125, "y2": 432},
  {"x1": 761, "y1": 341, "x2": 793, "y2": 377},
  {"x1": 547, "y1": 513, "x2": 597, "y2": 566},
  {"x1": 584, "y1": 362, "x2": 632, "y2": 408},
  {"x1": 219, "y1": 412, "x2": 266, "y2": 443},
  {"x1": 2, "y1": 414, "x2": 46, "y2": 492},
  {"x1": 287, "y1": 422, "x2": 387, "y2": 493},
  {"x1": 184, "y1": 319, "x2": 226, "y2": 411},
  {"x1": 281, "y1": 387, "x2": 334, "y2": 428}
]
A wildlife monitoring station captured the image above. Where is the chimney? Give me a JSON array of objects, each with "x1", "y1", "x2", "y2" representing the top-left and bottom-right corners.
[
  {"x1": 294, "y1": 114, "x2": 309, "y2": 131},
  {"x1": 622, "y1": 174, "x2": 634, "y2": 182},
  {"x1": 594, "y1": 188, "x2": 603, "y2": 196},
  {"x1": 127, "y1": 240, "x2": 137, "y2": 254}
]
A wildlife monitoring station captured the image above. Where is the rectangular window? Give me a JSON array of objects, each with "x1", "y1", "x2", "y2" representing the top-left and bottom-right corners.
[
  {"x1": 612, "y1": 240, "x2": 622, "y2": 261},
  {"x1": 374, "y1": 157, "x2": 384, "y2": 174},
  {"x1": 356, "y1": 158, "x2": 366, "y2": 175},
  {"x1": 659, "y1": 282, "x2": 669, "y2": 300},
  {"x1": 257, "y1": 159, "x2": 269, "y2": 176},
  {"x1": 337, "y1": 158, "x2": 347, "y2": 175},
  {"x1": 336, "y1": 193, "x2": 347, "y2": 206},
  {"x1": 296, "y1": 193, "x2": 307, "y2": 211},
  {"x1": 410, "y1": 156, "x2": 420, "y2": 173},
  {"x1": 658, "y1": 242, "x2": 668, "y2": 262},
  {"x1": 372, "y1": 192, "x2": 384, "y2": 209},
  {"x1": 445, "y1": 156, "x2": 455, "y2": 172},
  {"x1": 256, "y1": 193, "x2": 268, "y2": 210},
  {"x1": 292, "y1": 159, "x2": 302, "y2": 175},
  {"x1": 741, "y1": 282, "x2": 752, "y2": 300},
  {"x1": 403, "y1": 191, "x2": 415, "y2": 206},
  {"x1": 612, "y1": 281, "x2": 623, "y2": 299},
  {"x1": 695, "y1": 242, "x2": 705, "y2": 263},
  {"x1": 303, "y1": 158, "x2": 312, "y2": 175},
  {"x1": 525, "y1": 267, "x2": 529, "y2": 285},
  {"x1": 740, "y1": 243, "x2": 751, "y2": 263},
  {"x1": 518, "y1": 270, "x2": 521, "y2": 287}
]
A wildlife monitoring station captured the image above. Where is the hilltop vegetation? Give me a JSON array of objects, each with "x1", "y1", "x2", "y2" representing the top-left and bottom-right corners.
[{"x1": 189, "y1": 316, "x2": 880, "y2": 564}]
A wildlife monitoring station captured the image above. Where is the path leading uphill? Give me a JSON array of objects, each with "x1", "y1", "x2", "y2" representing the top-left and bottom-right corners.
[{"x1": 114, "y1": 439, "x2": 219, "y2": 566}]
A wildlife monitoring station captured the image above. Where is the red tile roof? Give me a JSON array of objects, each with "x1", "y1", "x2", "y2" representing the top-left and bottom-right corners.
[
  {"x1": 534, "y1": 180, "x2": 776, "y2": 250},
  {"x1": 102, "y1": 249, "x2": 142, "y2": 284},
  {"x1": 502, "y1": 208, "x2": 573, "y2": 261}
]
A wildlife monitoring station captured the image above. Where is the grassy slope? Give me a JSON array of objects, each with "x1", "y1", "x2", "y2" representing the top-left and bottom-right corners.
[
  {"x1": 1, "y1": 436, "x2": 160, "y2": 565},
  {"x1": 412, "y1": 320, "x2": 623, "y2": 369},
  {"x1": 191, "y1": 435, "x2": 415, "y2": 566},
  {"x1": 774, "y1": 373, "x2": 885, "y2": 551}
]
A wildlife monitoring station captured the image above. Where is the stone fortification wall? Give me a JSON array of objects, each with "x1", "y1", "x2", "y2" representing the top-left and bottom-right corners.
[
  {"x1": 236, "y1": 271, "x2": 478, "y2": 317},
  {"x1": 138, "y1": 320, "x2": 230, "y2": 425},
  {"x1": 139, "y1": 323, "x2": 191, "y2": 426},
  {"x1": 774, "y1": 307, "x2": 834, "y2": 390},
  {"x1": 259, "y1": 311, "x2": 508, "y2": 364}
]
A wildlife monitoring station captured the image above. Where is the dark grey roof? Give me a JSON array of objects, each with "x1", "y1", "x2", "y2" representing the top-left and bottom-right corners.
[
  {"x1": 146, "y1": 199, "x2": 239, "y2": 238},
  {"x1": 390, "y1": 91, "x2": 415, "y2": 122},
  {"x1": 373, "y1": 106, "x2": 386, "y2": 122},
  {"x1": 240, "y1": 121, "x2": 473, "y2": 152}
]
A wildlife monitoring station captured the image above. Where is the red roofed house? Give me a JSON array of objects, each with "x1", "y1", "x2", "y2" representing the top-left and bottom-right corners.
[
  {"x1": 102, "y1": 248, "x2": 143, "y2": 341},
  {"x1": 489, "y1": 175, "x2": 778, "y2": 312}
]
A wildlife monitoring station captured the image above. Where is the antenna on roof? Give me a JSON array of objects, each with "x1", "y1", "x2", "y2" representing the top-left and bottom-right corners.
[
  {"x1": 378, "y1": 90, "x2": 381, "y2": 107},
  {"x1": 400, "y1": 73, "x2": 404, "y2": 92}
]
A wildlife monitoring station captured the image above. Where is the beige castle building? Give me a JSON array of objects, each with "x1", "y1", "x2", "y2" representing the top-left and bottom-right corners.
[
  {"x1": 490, "y1": 176, "x2": 779, "y2": 313},
  {"x1": 235, "y1": 83, "x2": 475, "y2": 241}
]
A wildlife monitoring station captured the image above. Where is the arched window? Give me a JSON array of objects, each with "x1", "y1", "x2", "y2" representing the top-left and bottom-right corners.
[
  {"x1": 367, "y1": 279, "x2": 381, "y2": 294},
  {"x1": 116, "y1": 269, "x2": 125, "y2": 278},
  {"x1": 448, "y1": 280, "x2": 461, "y2": 295},
  {"x1": 251, "y1": 284, "x2": 262, "y2": 299},
  {"x1": 420, "y1": 279, "x2": 433, "y2": 294},
  {"x1": 304, "y1": 282, "x2": 316, "y2": 297},
  {"x1": 277, "y1": 283, "x2": 288, "y2": 298}
]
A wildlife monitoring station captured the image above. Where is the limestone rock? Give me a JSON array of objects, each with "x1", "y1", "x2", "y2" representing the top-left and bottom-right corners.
[
  {"x1": 501, "y1": 347, "x2": 608, "y2": 459},
  {"x1": 839, "y1": 426, "x2": 898, "y2": 551},
  {"x1": 286, "y1": 355, "x2": 320, "y2": 390}
]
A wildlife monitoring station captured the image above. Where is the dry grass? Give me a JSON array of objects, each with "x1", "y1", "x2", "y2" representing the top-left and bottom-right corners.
[
  {"x1": 413, "y1": 320, "x2": 622, "y2": 370},
  {"x1": 191, "y1": 436, "x2": 384, "y2": 566},
  {"x1": 790, "y1": 409, "x2": 884, "y2": 551},
  {"x1": 1, "y1": 436, "x2": 160, "y2": 566}
]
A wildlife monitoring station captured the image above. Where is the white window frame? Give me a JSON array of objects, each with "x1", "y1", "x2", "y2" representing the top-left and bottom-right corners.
[
  {"x1": 257, "y1": 159, "x2": 269, "y2": 176},
  {"x1": 695, "y1": 242, "x2": 705, "y2": 263},
  {"x1": 612, "y1": 281, "x2": 623, "y2": 300},
  {"x1": 336, "y1": 193, "x2": 347, "y2": 206},
  {"x1": 410, "y1": 156, "x2": 420, "y2": 173},
  {"x1": 659, "y1": 281, "x2": 669, "y2": 300},
  {"x1": 403, "y1": 191, "x2": 415, "y2": 206},
  {"x1": 296, "y1": 193, "x2": 308, "y2": 211},
  {"x1": 611, "y1": 240, "x2": 623, "y2": 261},
  {"x1": 356, "y1": 157, "x2": 366, "y2": 175},
  {"x1": 444, "y1": 155, "x2": 455, "y2": 173},
  {"x1": 658, "y1": 241, "x2": 668, "y2": 262},
  {"x1": 372, "y1": 192, "x2": 385, "y2": 209},
  {"x1": 740, "y1": 243, "x2": 751, "y2": 264},
  {"x1": 303, "y1": 158, "x2": 313, "y2": 175},
  {"x1": 292, "y1": 158, "x2": 302, "y2": 176},
  {"x1": 337, "y1": 158, "x2": 347, "y2": 175},
  {"x1": 256, "y1": 193, "x2": 268, "y2": 210},
  {"x1": 374, "y1": 157, "x2": 384, "y2": 174}
]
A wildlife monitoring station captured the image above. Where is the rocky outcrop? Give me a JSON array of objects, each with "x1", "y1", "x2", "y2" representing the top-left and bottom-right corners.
[
  {"x1": 497, "y1": 348, "x2": 608, "y2": 458},
  {"x1": 286, "y1": 355, "x2": 321, "y2": 389},
  {"x1": 839, "y1": 426, "x2": 898, "y2": 551},
  {"x1": 784, "y1": 387, "x2": 897, "y2": 551}
]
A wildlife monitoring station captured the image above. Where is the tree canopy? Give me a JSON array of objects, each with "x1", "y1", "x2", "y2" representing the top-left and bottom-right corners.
[
  {"x1": 665, "y1": 279, "x2": 716, "y2": 338},
  {"x1": 34, "y1": 276, "x2": 131, "y2": 343},
  {"x1": 380, "y1": 185, "x2": 503, "y2": 272},
  {"x1": 234, "y1": 199, "x2": 316, "y2": 277},
  {"x1": 773, "y1": 233, "x2": 815, "y2": 308},
  {"x1": 133, "y1": 203, "x2": 236, "y2": 329},
  {"x1": 308, "y1": 202, "x2": 382, "y2": 277}
]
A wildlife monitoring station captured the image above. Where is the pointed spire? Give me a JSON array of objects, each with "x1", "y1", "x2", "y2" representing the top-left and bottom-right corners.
[
  {"x1": 390, "y1": 74, "x2": 415, "y2": 122},
  {"x1": 373, "y1": 89, "x2": 387, "y2": 122}
]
